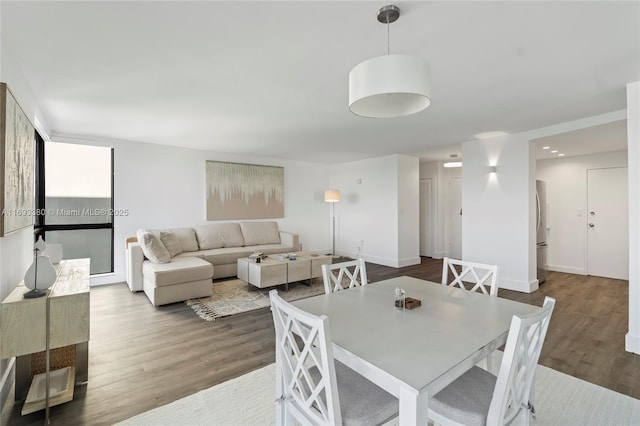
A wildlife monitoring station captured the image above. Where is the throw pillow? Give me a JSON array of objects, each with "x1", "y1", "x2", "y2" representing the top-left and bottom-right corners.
[
  {"x1": 168, "y1": 227, "x2": 199, "y2": 252},
  {"x1": 160, "y1": 231, "x2": 183, "y2": 258},
  {"x1": 136, "y1": 229, "x2": 171, "y2": 263}
]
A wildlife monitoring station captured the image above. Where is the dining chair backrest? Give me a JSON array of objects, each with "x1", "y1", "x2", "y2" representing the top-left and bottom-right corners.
[
  {"x1": 441, "y1": 257, "x2": 499, "y2": 296},
  {"x1": 488, "y1": 296, "x2": 556, "y2": 425},
  {"x1": 269, "y1": 290, "x2": 341, "y2": 425},
  {"x1": 322, "y1": 258, "x2": 368, "y2": 294}
]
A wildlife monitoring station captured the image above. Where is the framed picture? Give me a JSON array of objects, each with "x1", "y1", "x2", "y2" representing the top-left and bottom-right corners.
[
  {"x1": 0, "y1": 83, "x2": 35, "y2": 237},
  {"x1": 206, "y1": 161, "x2": 284, "y2": 220}
]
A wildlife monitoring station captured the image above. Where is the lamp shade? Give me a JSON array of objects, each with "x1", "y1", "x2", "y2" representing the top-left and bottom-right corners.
[
  {"x1": 24, "y1": 256, "x2": 57, "y2": 290},
  {"x1": 349, "y1": 54, "x2": 431, "y2": 118},
  {"x1": 324, "y1": 189, "x2": 340, "y2": 203}
]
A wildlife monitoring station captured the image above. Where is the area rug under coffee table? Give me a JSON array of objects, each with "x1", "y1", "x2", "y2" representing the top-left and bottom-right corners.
[{"x1": 185, "y1": 278, "x2": 325, "y2": 321}]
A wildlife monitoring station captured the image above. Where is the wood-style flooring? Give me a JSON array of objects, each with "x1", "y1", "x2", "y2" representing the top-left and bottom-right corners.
[{"x1": 2, "y1": 257, "x2": 638, "y2": 425}]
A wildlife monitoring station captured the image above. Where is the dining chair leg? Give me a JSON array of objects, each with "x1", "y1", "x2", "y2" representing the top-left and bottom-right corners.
[{"x1": 275, "y1": 362, "x2": 287, "y2": 425}]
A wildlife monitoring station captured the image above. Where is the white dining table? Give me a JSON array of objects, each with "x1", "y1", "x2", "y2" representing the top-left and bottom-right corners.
[{"x1": 291, "y1": 276, "x2": 540, "y2": 425}]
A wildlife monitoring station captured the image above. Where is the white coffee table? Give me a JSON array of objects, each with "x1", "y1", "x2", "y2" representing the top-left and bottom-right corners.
[
  {"x1": 237, "y1": 252, "x2": 331, "y2": 291},
  {"x1": 295, "y1": 251, "x2": 332, "y2": 280}
]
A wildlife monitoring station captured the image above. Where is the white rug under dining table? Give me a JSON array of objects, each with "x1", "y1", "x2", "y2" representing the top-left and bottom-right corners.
[{"x1": 118, "y1": 355, "x2": 640, "y2": 426}]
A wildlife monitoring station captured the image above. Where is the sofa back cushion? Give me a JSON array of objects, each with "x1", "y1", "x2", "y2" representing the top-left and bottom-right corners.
[
  {"x1": 196, "y1": 223, "x2": 245, "y2": 249},
  {"x1": 239, "y1": 221, "x2": 281, "y2": 246},
  {"x1": 136, "y1": 228, "x2": 171, "y2": 263}
]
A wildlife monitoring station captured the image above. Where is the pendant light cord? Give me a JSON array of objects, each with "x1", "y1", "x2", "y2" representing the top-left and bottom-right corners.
[{"x1": 387, "y1": 17, "x2": 390, "y2": 55}]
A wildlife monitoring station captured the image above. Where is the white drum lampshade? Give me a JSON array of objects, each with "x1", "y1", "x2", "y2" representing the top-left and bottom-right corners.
[{"x1": 349, "y1": 54, "x2": 431, "y2": 118}]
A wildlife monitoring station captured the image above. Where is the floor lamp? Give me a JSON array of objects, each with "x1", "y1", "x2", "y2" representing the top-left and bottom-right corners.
[{"x1": 324, "y1": 189, "x2": 340, "y2": 256}]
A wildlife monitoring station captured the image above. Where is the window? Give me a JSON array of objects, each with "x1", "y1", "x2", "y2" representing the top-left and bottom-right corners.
[{"x1": 35, "y1": 139, "x2": 114, "y2": 274}]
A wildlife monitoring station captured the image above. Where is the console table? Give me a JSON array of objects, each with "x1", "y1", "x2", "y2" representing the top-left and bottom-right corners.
[{"x1": 0, "y1": 258, "x2": 90, "y2": 413}]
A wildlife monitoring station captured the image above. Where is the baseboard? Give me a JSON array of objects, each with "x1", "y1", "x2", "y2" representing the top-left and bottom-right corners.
[
  {"x1": 625, "y1": 333, "x2": 640, "y2": 354},
  {"x1": 91, "y1": 273, "x2": 126, "y2": 286},
  {"x1": 547, "y1": 264, "x2": 586, "y2": 275},
  {"x1": 397, "y1": 257, "x2": 421, "y2": 268},
  {"x1": 355, "y1": 254, "x2": 420, "y2": 268},
  {"x1": 499, "y1": 277, "x2": 539, "y2": 293},
  {"x1": 0, "y1": 357, "x2": 15, "y2": 413}
]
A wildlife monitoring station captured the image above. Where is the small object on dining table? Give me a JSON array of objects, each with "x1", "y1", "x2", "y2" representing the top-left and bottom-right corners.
[
  {"x1": 394, "y1": 287, "x2": 405, "y2": 309},
  {"x1": 404, "y1": 297, "x2": 422, "y2": 310}
]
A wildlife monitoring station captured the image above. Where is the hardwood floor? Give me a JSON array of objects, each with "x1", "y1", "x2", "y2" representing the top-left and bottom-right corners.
[{"x1": 2, "y1": 257, "x2": 639, "y2": 425}]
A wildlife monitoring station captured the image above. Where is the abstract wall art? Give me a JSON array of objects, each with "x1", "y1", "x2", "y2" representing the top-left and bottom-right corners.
[
  {"x1": 206, "y1": 161, "x2": 284, "y2": 220},
  {"x1": 0, "y1": 83, "x2": 34, "y2": 237}
]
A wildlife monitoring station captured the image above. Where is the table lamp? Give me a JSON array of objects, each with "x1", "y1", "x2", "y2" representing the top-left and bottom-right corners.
[{"x1": 24, "y1": 236, "x2": 57, "y2": 298}]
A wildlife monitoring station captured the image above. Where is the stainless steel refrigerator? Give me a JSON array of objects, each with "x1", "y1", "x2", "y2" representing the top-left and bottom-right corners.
[{"x1": 536, "y1": 180, "x2": 548, "y2": 284}]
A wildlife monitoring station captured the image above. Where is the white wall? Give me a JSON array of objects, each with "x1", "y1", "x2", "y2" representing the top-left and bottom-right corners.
[
  {"x1": 626, "y1": 81, "x2": 640, "y2": 354},
  {"x1": 331, "y1": 154, "x2": 420, "y2": 267},
  {"x1": 537, "y1": 151, "x2": 628, "y2": 275},
  {"x1": 53, "y1": 136, "x2": 330, "y2": 285},
  {"x1": 397, "y1": 155, "x2": 420, "y2": 264},
  {"x1": 0, "y1": 39, "x2": 47, "y2": 410},
  {"x1": 462, "y1": 135, "x2": 537, "y2": 292}
]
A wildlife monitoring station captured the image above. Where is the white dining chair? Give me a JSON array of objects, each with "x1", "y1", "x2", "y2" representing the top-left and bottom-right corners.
[
  {"x1": 441, "y1": 257, "x2": 499, "y2": 296},
  {"x1": 442, "y1": 257, "x2": 500, "y2": 371},
  {"x1": 321, "y1": 258, "x2": 368, "y2": 294},
  {"x1": 428, "y1": 296, "x2": 556, "y2": 426},
  {"x1": 269, "y1": 290, "x2": 398, "y2": 426}
]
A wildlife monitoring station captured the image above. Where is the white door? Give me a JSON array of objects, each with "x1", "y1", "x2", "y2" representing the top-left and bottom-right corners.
[
  {"x1": 447, "y1": 177, "x2": 462, "y2": 259},
  {"x1": 587, "y1": 167, "x2": 628, "y2": 280},
  {"x1": 419, "y1": 179, "x2": 433, "y2": 257}
]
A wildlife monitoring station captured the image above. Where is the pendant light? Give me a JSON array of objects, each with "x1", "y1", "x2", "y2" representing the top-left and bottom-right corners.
[{"x1": 349, "y1": 5, "x2": 431, "y2": 118}]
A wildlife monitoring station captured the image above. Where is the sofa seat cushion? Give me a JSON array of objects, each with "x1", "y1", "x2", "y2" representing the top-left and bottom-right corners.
[
  {"x1": 200, "y1": 247, "x2": 254, "y2": 266},
  {"x1": 142, "y1": 257, "x2": 213, "y2": 287},
  {"x1": 251, "y1": 244, "x2": 295, "y2": 255},
  {"x1": 174, "y1": 251, "x2": 205, "y2": 260},
  {"x1": 239, "y1": 221, "x2": 281, "y2": 246}
]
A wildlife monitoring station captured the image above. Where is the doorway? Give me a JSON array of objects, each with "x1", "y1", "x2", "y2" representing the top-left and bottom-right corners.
[
  {"x1": 419, "y1": 178, "x2": 433, "y2": 257},
  {"x1": 587, "y1": 167, "x2": 628, "y2": 280},
  {"x1": 446, "y1": 177, "x2": 462, "y2": 259}
]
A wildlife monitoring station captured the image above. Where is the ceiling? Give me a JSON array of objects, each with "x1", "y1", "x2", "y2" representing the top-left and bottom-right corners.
[
  {"x1": 533, "y1": 119, "x2": 629, "y2": 160},
  {"x1": 2, "y1": 1, "x2": 639, "y2": 165}
]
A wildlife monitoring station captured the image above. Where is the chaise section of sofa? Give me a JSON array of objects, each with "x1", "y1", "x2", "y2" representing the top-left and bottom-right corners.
[
  {"x1": 125, "y1": 221, "x2": 299, "y2": 306},
  {"x1": 143, "y1": 257, "x2": 213, "y2": 306}
]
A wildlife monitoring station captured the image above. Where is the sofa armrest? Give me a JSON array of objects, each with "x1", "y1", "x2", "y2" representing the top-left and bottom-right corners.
[
  {"x1": 125, "y1": 240, "x2": 144, "y2": 292},
  {"x1": 279, "y1": 231, "x2": 300, "y2": 251}
]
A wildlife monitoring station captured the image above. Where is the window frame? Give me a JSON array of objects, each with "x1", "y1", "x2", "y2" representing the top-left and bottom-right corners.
[{"x1": 34, "y1": 134, "x2": 115, "y2": 274}]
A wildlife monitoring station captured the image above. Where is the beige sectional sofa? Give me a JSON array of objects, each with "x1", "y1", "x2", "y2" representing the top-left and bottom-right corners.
[{"x1": 125, "y1": 221, "x2": 299, "y2": 306}]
